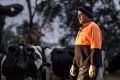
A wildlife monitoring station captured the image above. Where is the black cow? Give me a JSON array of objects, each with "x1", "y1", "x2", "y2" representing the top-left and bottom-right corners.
[
  {"x1": 106, "y1": 54, "x2": 120, "y2": 73},
  {"x1": 1, "y1": 45, "x2": 29, "y2": 80},
  {"x1": 51, "y1": 47, "x2": 74, "y2": 79},
  {"x1": 0, "y1": 3, "x2": 23, "y2": 80},
  {"x1": 0, "y1": 4, "x2": 23, "y2": 54}
]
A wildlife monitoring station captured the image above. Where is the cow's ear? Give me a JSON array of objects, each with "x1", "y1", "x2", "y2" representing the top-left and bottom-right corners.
[{"x1": 8, "y1": 46, "x2": 16, "y2": 52}]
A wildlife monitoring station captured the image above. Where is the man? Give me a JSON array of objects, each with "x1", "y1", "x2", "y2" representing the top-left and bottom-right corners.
[{"x1": 70, "y1": 6, "x2": 103, "y2": 80}]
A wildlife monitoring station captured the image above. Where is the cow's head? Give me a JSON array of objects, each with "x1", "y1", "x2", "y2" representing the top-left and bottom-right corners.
[
  {"x1": 0, "y1": 4, "x2": 23, "y2": 17},
  {"x1": 27, "y1": 45, "x2": 44, "y2": 69},
  {"x1": 2, "y1": 45, "x2": 38, "y2": 80},
  {"x1": 7, "y1": 45, "x2": 21, "y2": 56},
  {"x1": 41, "y1": 47, "x2": 53, "y2": 68},
  {"x1": 7, "y1": 45, "x2": 35, "y2": 56},
  {"x1": 7, "y1": 45, "x2": 36, "y2": 69},
  {"x1": 0, "y1": 3, "x2": 23, "y2": 28}
]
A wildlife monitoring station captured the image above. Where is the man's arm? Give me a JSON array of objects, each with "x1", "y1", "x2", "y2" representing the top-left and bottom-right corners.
[{"x1": 89, "y1": 24, "x2": 102, "y2": 77}]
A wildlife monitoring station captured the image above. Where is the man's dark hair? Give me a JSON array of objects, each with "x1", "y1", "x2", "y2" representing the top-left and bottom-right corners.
[{"x1": 77, "y1": 6, "x2": 93, "y2": 19}]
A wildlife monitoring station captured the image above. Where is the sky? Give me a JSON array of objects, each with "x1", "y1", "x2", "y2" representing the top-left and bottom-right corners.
[{"x1": 114, "y1": 0, "x2": 120, "y2": 10}]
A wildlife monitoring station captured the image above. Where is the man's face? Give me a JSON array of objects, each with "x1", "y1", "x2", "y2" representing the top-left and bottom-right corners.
[{"x1": 77, "y1": 10, "x2": 87, "y2": 24}]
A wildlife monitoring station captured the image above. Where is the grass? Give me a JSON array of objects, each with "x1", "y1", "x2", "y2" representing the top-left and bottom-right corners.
[{"x1": 104, "y1": 70, "x2": 120, "y2": 80}]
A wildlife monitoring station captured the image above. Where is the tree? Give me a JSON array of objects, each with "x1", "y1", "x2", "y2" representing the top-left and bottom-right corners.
[{"x1": 3, "y1": 24, "x2": 21, "y2": 45}]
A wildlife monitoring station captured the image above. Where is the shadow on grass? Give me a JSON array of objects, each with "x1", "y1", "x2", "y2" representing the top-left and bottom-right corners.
[{"x1": 104, "y1": 70, "x2": 120, "y2": 80}]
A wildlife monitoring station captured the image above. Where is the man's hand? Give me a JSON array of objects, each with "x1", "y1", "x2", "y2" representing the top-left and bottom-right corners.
[
  {"x1": 70, "y1": 64, "x2": 76, "y2": 76},
  {"x1": 89, "y1": 65, "x2": 96, "y2": 78}
]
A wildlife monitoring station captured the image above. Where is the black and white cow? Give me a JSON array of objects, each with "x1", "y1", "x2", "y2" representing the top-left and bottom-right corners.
[
  {"x1": 38, "y1": 47, "x2": 75, "y2": 80},
  {"x1": 1, "y1": 45, "x2": 44, "y2": 80},
  {"x1": 1, "y1": 45, "x2": 31, "y2": 80}
]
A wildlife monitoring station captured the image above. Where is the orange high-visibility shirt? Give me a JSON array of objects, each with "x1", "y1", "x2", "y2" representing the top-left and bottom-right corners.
[{"x1": 75, "y1": 21, "x2": 102, "y2": 49}]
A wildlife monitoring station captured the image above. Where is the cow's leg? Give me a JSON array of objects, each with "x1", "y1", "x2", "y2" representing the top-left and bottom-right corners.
[
  {"x1": 96, "y1": 67, "x2": 104, "y2": 80},
  {"x1": 24, "y1": 76, "x2": 33, "y2": 80}
]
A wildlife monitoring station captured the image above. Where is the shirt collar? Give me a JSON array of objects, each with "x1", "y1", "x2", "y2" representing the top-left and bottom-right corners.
[{"x1": 79, "y1": 20, "x2": 92, "y2": 31}]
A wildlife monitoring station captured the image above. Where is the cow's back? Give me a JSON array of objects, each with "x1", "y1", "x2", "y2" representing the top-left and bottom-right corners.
[{"x1": 51, "y1": 48, "x2": 74, "y2": 78}]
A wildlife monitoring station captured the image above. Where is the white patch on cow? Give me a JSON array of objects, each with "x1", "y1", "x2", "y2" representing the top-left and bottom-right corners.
[
  {"x1": 34, "y1": 59, "x2": 42, "y2": 69},
  {"x1": 44, "y1": 48, "x2": 53, "y2": 64},
  {"x1": 1, "y1": 55, "x2": 7, "y2": 74},
  {"x1": 31, "y1": 46, "x2": 42, "y2": 58},
  {"x1": 30, "y1": 46, "x2": 43, "y2": 69},
  {"x1": 96, "y1": 67, "x2": 104, "y2": 80},
  {"x1": 20, "y1": 46, "x2": 23, "y2": 49},
  {"x1": 102, "y1": 51, "x2": 108, "y2": 69},
  {"x1": 96, "y1": 51, "x2": 108, "y2": 80},
  {"x1": 43, "y1": 48, "x2": 54, "y2": 80}
]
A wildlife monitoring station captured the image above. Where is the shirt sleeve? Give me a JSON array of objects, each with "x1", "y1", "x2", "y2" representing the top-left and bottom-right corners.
[
  {"x1": 90, "y1": 25, "x2": 102, "y2": 49},
  {"x1": 90, "y1": 25, "x2": 102, "y2": 65}
]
